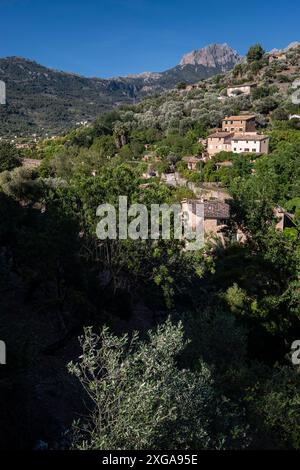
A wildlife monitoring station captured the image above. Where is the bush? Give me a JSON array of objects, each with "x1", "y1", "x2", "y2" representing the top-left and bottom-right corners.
[
  {"x1": 248, "y1": 366, "x2": 300, "y2": 449},
  {"x1": 176, "y1": 82, "x2": 187, "y2": 90},
  {"x1": 0, "y1": 142, "x2": 21, "y2": 172},
  {"x1": 254, "y1": 96, "x2": 279, "y2": 114},
  {"x1": 0, "y1": 167, "x2": 43, "y2": 202},
  {"x1": 271, "y1": 108, "x2": 289, "y2": 121},
  {"x1": 68, "y1": 320, "x2": 250, "y2": 450}
]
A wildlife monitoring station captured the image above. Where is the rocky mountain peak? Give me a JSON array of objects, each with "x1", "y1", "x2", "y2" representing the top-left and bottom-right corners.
[{"x1": 179, "y1": 43, "x2": 243, "y2": 70}]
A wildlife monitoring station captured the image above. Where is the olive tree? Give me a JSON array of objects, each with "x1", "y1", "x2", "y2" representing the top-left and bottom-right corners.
[{"x1": 68, "y1": 320, "x2": 250, "y2": 450}]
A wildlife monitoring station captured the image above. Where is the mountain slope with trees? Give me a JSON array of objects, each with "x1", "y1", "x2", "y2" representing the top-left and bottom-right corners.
[
  {"x1": 0, "y1": 43, "x2": 299, "y2": 450},
  {"x1": 0, "y1": 44, "x2": 242, "y2": 136}
]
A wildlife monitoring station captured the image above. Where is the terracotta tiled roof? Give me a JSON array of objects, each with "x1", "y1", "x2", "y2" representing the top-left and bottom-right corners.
[
  {"x1": 223, "y1": 115, "x2": 256, "y2": 121},
  {"x1": 208, "y1": 132, "x2": 234, "y2": 138},
  {"x1": 231, "y1": 134, "x2": 269, "y2": 141},
  {"x1": 204, "y1": 201, "x2": 230, "y2": 219},
  {"x1": 185, "y1": 200, "x2": 230, "y2": 219}
]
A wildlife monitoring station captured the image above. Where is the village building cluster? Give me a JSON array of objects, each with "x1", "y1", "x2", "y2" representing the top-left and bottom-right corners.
[
  {"x1": 181, "y1": 199, "x2": 294, "y2": 247},
  {"x1": 182, "y1": 114, "x2": 270, "y2": 173},
  {"x1": 8, "y1": 90, "x2": 293, "y2": 249},
  {"x1": 206, "y1": 115, "x2": 269, "y2": 157},
  {"x1": 176, "y1": 114, "x2": 291, "y2": 245}
]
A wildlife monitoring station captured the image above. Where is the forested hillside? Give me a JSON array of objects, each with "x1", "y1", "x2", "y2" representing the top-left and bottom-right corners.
[
  {"x1": 0, "y1": 44, "x2": 299, "y2": 450},
  {"x1": 0, "y1": 44, "x2": 241, "y2": 136}
]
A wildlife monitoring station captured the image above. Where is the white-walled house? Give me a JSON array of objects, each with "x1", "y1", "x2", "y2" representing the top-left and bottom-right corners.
[
  {"x1": 207, "y1": 132, "x2": 269, "y2": 156},
  {"x1": 231, "y1": 134, "x2": 269, "y2": 154},
  {"x1": 227, "y1": 83, "x2": 256, "y2": 97}
]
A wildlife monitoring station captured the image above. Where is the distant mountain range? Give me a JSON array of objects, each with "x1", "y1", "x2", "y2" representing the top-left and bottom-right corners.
[{"x1": 0, "y1": 43, "x2": 243, "y2": 136}]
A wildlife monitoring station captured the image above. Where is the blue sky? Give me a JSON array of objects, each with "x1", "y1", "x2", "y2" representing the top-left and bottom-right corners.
[{"x1": 0, "y1": 0, "x2": 299, "y2": 77}]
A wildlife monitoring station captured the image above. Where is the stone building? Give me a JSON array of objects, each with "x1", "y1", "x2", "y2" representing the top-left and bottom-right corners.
[
  {"x1": 206, "y1": 114, "x2": 269, "y2": 157},
  {"x1": 207, "y1": 132, "x2": 234, "y2": 157},
  {"x1": 183, "y1": 156, "x2": 202, "y2": 171},
  {"x1": 227, "y1": 83, "x2": 256, "y2": 97},
  {"x1": 181, "y1": 199, "x2": 231, "y2": 244},
  {"x1": 222, "y1": 115, "x2": 257, "y2": 133}
]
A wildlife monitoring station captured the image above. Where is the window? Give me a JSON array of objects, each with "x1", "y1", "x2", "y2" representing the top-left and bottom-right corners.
[
  {"x1": 245, "y1": 148, "x2": 250, "y2": 152},
  {"x1": 252, "y1": 149, "x2": 256, "y2": 152}
]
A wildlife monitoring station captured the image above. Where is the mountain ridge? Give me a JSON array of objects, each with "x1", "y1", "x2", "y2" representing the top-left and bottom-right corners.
[{"x1": 0, "y1": 43, "x2": 243, "y2": 136}]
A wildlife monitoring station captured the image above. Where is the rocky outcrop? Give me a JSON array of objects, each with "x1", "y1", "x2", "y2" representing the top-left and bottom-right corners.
[{"x1": 180, "y1": 43, "x2": 243, "y2": 71}]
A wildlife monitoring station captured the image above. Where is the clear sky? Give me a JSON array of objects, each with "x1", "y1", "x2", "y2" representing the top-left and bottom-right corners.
[{"x1": 0, "y1": 0, "x2": 299, "y2": 78}]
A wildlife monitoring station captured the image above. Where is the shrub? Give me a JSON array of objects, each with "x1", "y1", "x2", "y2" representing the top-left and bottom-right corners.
[
  {"x1": 0, "y1": 142, "x2": 21, "y2": 172},
  {"x1": 68, "y1": 320, "x2": 250, "y2": 450}
]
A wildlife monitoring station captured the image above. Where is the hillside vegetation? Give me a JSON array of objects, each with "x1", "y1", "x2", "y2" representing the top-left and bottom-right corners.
[
  {"x1": 0, "y1": 44, "x2": 241, "y2": 136},
  {"x1": 0, "y1": 44, "x2": 299, "y2": 450}
]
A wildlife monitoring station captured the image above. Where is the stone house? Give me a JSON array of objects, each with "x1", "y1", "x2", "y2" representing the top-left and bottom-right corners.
[
  {"x1": 181, "y1": 199, "x2": 231, "y2": 244},
  {"x1": 207, "y1": 132, "x2": 234, "y2": 157},
  {"x1": 222, "y1": 115, "x2": 257, "y2": 133},
  {"x1": 182, "y1": 156, "x2": 202, "y2": 171},
  {"x1": 227, "y1": 83, "x2": 256, "y2": 97},
  {"x1": 206, "y1": 114, "x2": 269, "y2": 157}
]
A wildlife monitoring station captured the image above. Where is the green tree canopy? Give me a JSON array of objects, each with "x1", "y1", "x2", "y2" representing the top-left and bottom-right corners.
[
  {"x1": 68, "y1": 320, "x2": 249, "y2": 450},
  {"x1": 0, "y1": 142, "x2": 21, "y2": 172},
  {"x1": 247, "y1": 44, "x2": 265, "y2": 63}
]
